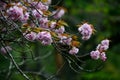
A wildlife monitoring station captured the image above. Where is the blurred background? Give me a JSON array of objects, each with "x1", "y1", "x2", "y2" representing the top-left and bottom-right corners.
[{"x1": 0, "y1": 0, "x2": 120, "y2": 80}]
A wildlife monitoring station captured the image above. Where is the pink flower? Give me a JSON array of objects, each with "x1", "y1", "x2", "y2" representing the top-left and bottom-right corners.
[
  {"x1": 78, "y1": 23, "x2": 93, "y2": 40},
  {"x1": 90, "y1": 50, "x2": 100, "y2": 60},
  {"x1": 24, "y1": 32, "x2": 37, "y2": 41},
  {"x1": 20, "y1": 12, "x2": 29, "y2": 22},
  {"x1": 32, "y1": 9, "x2": 43, "y2": 19},
  {"x1": 31, "y1": 2, "x2": 48, "y2": 11},
  {"x1": 59, "y1": 36, "x2": 72, "y2": 45},
  {"x1": 53, "y1": 8, "x2": 65, "y2": 19},
  {"x1": 69, "y1": 47, "x2": 79, "y2": 54},
  {"x1": 37, "y1": 31, "x2": 52, "y2": 45},
  {"x1": 7, "y1": 6, "x2": 24, "y2": 21},
  {"x1": 0, "y1": 46, "x2": 12, "y2": 54},
  {"x1": 100, "y1": 52, "x2": 107, "y2": 61},
  {"x1": 39, "y1": 17, "x2": 49, "y2": 28},
  {"x1": 96, "y1": 39, "x2": 110, "y2": 52},
  {"x1": 55, "y1": 26, "x2": 65, "y2": 34},
  {"x1": 97, "y1": 44, "x2": 109, "y2": 52},
  {"x1": 101, "y1": 39, "x2": 109, "y2": 46}
]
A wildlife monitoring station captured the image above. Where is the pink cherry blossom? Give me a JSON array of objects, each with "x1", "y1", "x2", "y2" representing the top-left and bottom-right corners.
[
  {"x1": 20, "y1": 12, "x2": 29, "y2": 22},
  {"x1": 24, "y1": 32, "x2": 37, "y2": 41},
  {"x1": 31, "y1": 2, "x2": 48, "y2": 11},
  {"x1": 101, "y1": 39, "x2": 109, "y2": 46},
  {"x1": 55, "y1": 26, "x2": 65, "y2": 34},
  {"x1": 69, "y1": 47, "x2": 79, "y2": 54},
  {"x1": 7, "y1": 6, "x2": 24, "y2": 21},
  {"x1": 39, "y1": 17, "x2": 49, "y2": 28},
  {"x1": 90, "y1": 50, "x2": 100, "y2": 60},
  {"x1": 100, "y1": 52, "x2": 107, "y2": 61},
  {"x1": 37, "y1": 31, "x2": 52, "y2": 45},
  {"x1": 78, "y1": 23, "x2": 93, "y2": 40},
  {"x1": 96, "y1": 39, "x2": 110, "y2": 52}
]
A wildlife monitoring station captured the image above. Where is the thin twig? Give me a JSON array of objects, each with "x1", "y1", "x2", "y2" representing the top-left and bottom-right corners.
[{"x1": 0, "y1": 41, "x2": 31, "y2": 80}]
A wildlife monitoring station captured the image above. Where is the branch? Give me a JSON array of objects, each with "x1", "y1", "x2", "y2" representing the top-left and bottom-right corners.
[{"x1": 0, "y1": 41, "x2": 31, "y2": 80}]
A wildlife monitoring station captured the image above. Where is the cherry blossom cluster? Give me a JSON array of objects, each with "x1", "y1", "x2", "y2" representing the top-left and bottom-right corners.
[
  {"x1": 90, "y1": 39, "x2": 110, "y2": 61},
  {"x1": 0, "y1": 0, "x2": 110, "y2": 62},
  {"x1": 6, "y1": 3, "x2": 29, "y2": 22}
]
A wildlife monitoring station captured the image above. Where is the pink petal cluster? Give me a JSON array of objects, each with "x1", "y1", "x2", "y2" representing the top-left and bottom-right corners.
[
  {"x1": 69, "y1": 47, "x2": 79, "y2": 55},
  {"x1": 90, "y1": 50, "x2": 100, "y2": 60},
  {"x1": 55, "y1": 26, "x2": 65, "y2": 34},
  {"x1": 78, "y1": 23, "x2": 93, "y2": 40},
  {"x1": 100, "y1": 52, "x2": 107, "y2": 61},
  {"x1": 20, "y1": 12, "x2": 29, "y2": 22},
  {"x1": 31, "y1": 2, "x2": 48, "y2": 11},
  {"x1": 37, "y1": 31, "x2": 52, "y2": 45},
  {"x1": 0, "y1": 46, "x2": 12, "y2": 54},
  {"x1": 7, "y1": 5, "x2": 29, "y2": 22},
  {"x1": 90, "y1": 39, "x2": 109, "y2": 61},
  {"x1": 39, "y1": 17, "x2": 49, "y2": 28},
  {"x1": 24, "y1": 32, "x2": 37, "y2": 41},
  {"x1": 7, "y1": 6, "x2": 24, "y2": 20},
  {"x1": 96, "y1": 39, "x2": 110, "y2": 52}
]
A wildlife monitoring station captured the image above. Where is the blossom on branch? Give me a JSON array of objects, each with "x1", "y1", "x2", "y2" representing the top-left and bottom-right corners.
[{"x1": 78, "y1": 23, "x2": 94, "y2": 40}]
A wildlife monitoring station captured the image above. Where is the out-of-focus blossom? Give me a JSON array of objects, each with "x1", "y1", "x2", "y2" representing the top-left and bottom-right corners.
[
  {"x1": 0, "y1": 46, "x2": 12, "y2": 54},
  {"x1": 69, "y1": 47, "x2": 79, "y2": 54},
  {"x1": 0, "y1": 1, "x2": 7, "y2": 10},
  {"x1": 53, "y1": 8, "x2": 65, "y2": 19}
]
